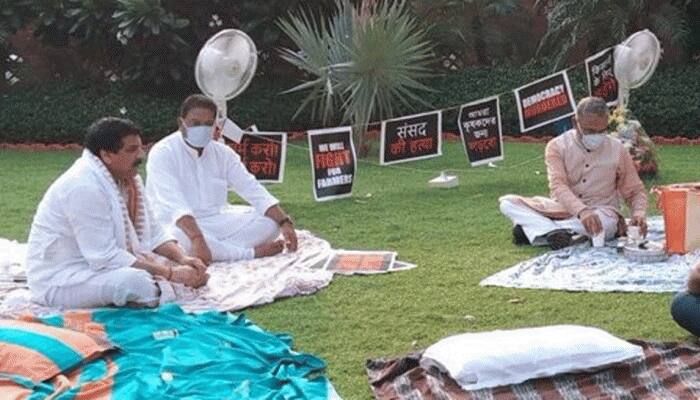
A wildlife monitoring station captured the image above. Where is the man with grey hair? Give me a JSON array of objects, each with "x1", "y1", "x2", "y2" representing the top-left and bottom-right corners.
[{"x1": 499, "y1": 97, "x2": 648, "y2": 249}]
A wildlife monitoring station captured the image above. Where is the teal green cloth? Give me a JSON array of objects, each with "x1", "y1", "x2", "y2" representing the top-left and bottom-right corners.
[{"x1": 27, "y1": 304, "x2": 330, "y2": 399}]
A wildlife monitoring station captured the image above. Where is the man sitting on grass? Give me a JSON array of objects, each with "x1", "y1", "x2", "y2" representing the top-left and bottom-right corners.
[
  {"x1": 26, "y1": 117, "x2": 207, "y2": 308},
  {"x1": 499, "y1": 96, "x2": 648, "y2": 250},
  {"x1": 145, "y1": 94, "x2": 297, "y2": 264},
  {"x1": 671, "y1": 261, "x2": 700, "y2": 337}
]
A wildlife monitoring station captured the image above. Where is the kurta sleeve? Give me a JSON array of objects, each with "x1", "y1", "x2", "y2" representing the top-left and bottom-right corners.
[
  {"x1": 146, "y1": 145, "x2": 195, "y2": 225},
  {"x1": 616, "y1": 146, "x2": 648, "y2": 218},
  {"x1": 546, "y1": 139, "x2": 588, "y2": 217},
  {"x1": 143, "y1": 192, "x2": 175, "y2": 251},
  {"x1": 222, "y1": 146, "x2": 279, "y2": 214},
  {"x1": 62, "y1": 185, "x2": 136, "y2": 270}
]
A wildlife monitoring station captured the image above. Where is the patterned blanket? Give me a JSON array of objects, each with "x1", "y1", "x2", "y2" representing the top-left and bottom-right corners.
[
  {"x1": 0, "y1": 230, "x2": 334, "y2": 317},
  {"x1": 367, "y1": 340, "x2": 700, "y2": 399},
  {"x1": 481, "y1": 217, "x2": 700, "y2": 293}
]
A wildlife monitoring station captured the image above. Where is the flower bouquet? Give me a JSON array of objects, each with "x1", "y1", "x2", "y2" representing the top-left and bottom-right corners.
[{"x1": 608, "y1": 106, "x2": 658, "y2": 177}]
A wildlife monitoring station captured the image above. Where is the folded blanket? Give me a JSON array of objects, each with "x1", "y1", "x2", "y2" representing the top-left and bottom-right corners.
[
  {"x1": 0, "y1": 230, "x2": 334, "y2": 317},
  {"x1": 6, "y1": 304, "x2": 336, "y2": 399},
  {"x1": 481, "y1": 216, "x2": 700, "y2": 292},
  {"x1": 367, "y1": 340, "x2": 700, "y2": 399}
]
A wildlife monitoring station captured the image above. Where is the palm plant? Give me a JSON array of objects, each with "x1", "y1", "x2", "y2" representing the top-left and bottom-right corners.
[
  {"x1": 278, "y1": 0, "x2": 435, "y2": 156},
  {"x1": 535, "y1": 0, "x2": 690, "y2": 70}
]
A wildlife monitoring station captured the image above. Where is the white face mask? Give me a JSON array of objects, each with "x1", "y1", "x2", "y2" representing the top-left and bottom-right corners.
[
  {"x1": 577, "y1": 122, "x2": 607, "y2": 150},
  {"x1": 581, "y1": 133, "x2": 606, "y2": 149},
  {"x1": 183, "y1": 125, "x2": 213, "y2": 148}
]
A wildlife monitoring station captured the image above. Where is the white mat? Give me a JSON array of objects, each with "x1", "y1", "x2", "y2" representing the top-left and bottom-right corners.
[
  {"x1": 0, "y1": 230, "x2": 334, "y2": 317},
  {"x1": 481, "y1": 217, "x2": 700, "y2": 293}
]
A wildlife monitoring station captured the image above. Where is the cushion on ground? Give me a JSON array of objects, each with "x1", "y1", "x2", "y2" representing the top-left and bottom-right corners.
[{"x1": 420, "y1": 325, "x2": 643, "y2": 391}]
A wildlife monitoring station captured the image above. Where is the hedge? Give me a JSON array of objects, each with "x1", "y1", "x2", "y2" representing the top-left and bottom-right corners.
[{"x1": 1, "y1": 63, "x2": 698, "y2": 144}]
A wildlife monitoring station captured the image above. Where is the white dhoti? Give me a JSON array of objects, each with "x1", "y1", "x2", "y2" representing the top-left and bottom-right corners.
[
  {"x1": 175, "y1": 205, "x2": 280, "y2": 262},
  {"x1": 499, "y1": 197, "x2": 619, "y2": 246},
  {"x1": 41, "y1": 267, "x2": 160, "y2": 308}
]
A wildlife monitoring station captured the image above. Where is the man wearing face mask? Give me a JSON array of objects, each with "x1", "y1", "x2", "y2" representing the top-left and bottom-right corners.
[
  {"x1": 26, "y1": 117, "x2": 208, "y2": 308},
  {"x1": 498, "y1": 97, "x2": 648, "y2": 249},
  {"x1": 145, "y1": 94, "x2": 297, "y2": 264}
]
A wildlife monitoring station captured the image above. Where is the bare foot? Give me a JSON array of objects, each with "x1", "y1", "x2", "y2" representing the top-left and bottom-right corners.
[{"x1": 254, "y1": 240, "x2": 285, "y2": 258}]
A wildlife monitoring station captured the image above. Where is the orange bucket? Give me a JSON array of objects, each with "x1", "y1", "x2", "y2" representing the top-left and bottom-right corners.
[{"x1": 653, "y1": 183, "x2": 700, "y2": 254}]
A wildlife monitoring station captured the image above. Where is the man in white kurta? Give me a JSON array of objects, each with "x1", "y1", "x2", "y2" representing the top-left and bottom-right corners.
[
  {"x1": 27, "y1": 117, "x2": 207, "y2": 308},
  {"x1": 146, "y1": 94, "x2": 298, "y2": 264}
]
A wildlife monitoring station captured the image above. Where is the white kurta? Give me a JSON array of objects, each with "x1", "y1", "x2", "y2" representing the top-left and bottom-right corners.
[
  {"x1": 26, "y1": 151, "x2": 172, "y2": 306},
  {"x1": 145, "y1": 132, "x2": 280, "y2": 261}
]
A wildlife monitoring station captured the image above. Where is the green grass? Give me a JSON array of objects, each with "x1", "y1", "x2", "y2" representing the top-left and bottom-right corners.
[{"x1": 1, "y1": 141, "x2": 699, "y2": 399}]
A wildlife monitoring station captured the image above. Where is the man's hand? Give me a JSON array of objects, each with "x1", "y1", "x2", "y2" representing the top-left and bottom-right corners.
[
  {"x1": 190, "y1": 236, "x2": 212, "y2": 265},
  {"x1": 170, "y1": 265, "x2": 208, "y2": 288},
  {"x1": 254, "y1": 240, "x2": 285, "y2": 258},
  {"x1": 264, "y1": 206, "x2": 299, "y2": 252},
  {"x1": 578, "y1": 209, "x2": 603, "y2": 236},
  {"x1": 280, "y1": 222, "x2": 298, "y2": 252},
  {"x1": 629, "y1": 214, "x2": 648, "y2": 238},
  {"x1": 179, "y1": 255, "x2": 207, "y2": 274}
]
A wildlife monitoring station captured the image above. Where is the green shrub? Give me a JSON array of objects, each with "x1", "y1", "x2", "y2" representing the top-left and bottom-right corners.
[
  {"x1": 1, "y1": 63, "x2": 698, "y2": 143},
  {"x1": 2, "y1": 0, "x2": 335, "y2": 89},
  {"x1": 0, "y1": 79, "x2": 308, "y2": 143}
]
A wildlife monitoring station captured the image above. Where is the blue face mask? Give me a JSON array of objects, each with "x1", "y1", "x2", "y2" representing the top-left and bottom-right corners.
[{"x1": 184, "y1": 125, "x2": 213, "y2": 148}]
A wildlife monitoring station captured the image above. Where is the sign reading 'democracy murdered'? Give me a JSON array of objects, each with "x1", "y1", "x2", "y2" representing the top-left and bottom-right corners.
[
  {"x1": 514, "y1": 71, "x2": 576, "y2": 133},
  {"x1": 458, "y1": 96, "x2": 503, "y2": 166},
  {"x1": 585, "y1": 47, "x2": 619, "y2": 106},
  {"x1": 380, "y1": 110, "x2": 442, "y2": 165},
  {"x1": 223, "y1": 130, "x2": 287, "y2": 183},
  {"x1": 307, "y1": 126, "x2": 356, "y2": 202}
]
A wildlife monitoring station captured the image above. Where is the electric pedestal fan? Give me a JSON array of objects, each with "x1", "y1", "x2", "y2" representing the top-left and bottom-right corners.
[
  {"x1": 194, "y1": 29, "x2": 257, "y2": 141},
  {"x1": 614, "y1": 29, "x2": 661, "y2": 109}
]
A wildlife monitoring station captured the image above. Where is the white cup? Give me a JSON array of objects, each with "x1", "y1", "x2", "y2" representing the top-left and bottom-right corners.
[
  {"x1": 592, "y1": 232, "x2": 605, "y2": 247},
  {"x1": 628, "y1": 226, "x2": 641, "y2": 242}
]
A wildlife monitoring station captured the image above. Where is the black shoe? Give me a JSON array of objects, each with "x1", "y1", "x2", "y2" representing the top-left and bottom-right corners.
[
  {"x1": 546, "y1": 229, "x2": 573, "y2": 250},
  {"x1": 512, "y1": 225, "x2": 529, "y2": 245}
]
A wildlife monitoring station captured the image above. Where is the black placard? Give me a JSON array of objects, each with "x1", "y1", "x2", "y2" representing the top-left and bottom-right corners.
[
  {"x1": 514, "y1": 71, "x2": 576, "y2": 133},
  {"x1": 380, "y1": 111, "x2": 442, "y2": 165},
  {"x1": 307, "y1": 126, "x2": 356, "y2": 202},
  {"x1": 223, "y1": 131, "x2": 286, "y2": 183},
  {"x1": 585, "y1": 48, "x2": 619, "y2": 106},
  {"x1": 458, "y1": 96, "x2": 503, "y2": 166}
]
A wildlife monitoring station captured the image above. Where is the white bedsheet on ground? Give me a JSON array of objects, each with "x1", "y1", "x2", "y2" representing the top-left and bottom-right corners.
[
  {"x1": 481, "y1": 217, "x2": 700, "y2": 293},
  {"x1": 0, "y1": 230, "x2": 334, "y2": 317}
]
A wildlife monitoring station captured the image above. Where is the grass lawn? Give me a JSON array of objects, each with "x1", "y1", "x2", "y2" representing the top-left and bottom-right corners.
[{"x1": 1, "y1": 141, "x2": 699, "y2": 398}]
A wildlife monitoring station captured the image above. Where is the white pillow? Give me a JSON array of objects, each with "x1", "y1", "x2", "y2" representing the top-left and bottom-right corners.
[{"x1": 420, "y1": 325, "x2": 643, "y2": 391}]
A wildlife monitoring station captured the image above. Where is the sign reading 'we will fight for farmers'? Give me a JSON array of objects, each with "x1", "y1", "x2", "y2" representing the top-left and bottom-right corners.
[
  {"x1": 307, "y1": 126, "x2": 357, "y2": 202},
  {"x1": 514, "y1": 71, "x2": 576, "y2": 133}
]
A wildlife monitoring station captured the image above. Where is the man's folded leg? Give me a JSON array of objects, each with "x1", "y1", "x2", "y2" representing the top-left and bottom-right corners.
[
  {"x1": 671, "y1": 292, "x2": 700, "y2": 337},
  {"x1": 499, "y1": 197, "x2": 563, "y2": 246},
  {"x1": 207, "y1": 214, "x2": 281, "y2": 262},
  {"x1": 43, "y1": 267, "x2": 160, "y2": 308}
]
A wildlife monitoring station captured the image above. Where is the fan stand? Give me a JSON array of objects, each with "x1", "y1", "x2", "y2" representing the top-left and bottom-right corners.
[
  {"x1": 214, "y1": 100, "x2": 228, "y2": 129},
  {"x1": 618, "y1": 87, "x2": 631, "y2": 111}
]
